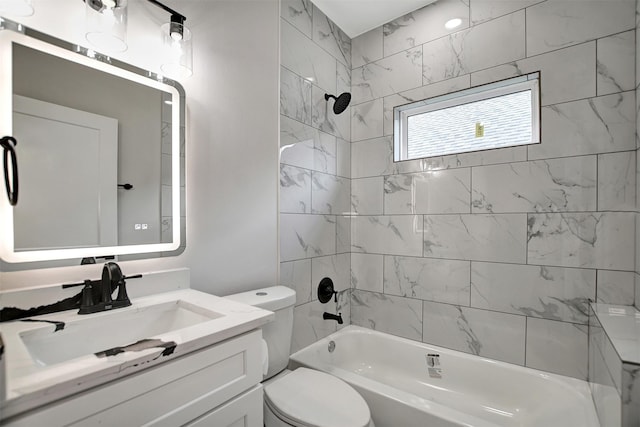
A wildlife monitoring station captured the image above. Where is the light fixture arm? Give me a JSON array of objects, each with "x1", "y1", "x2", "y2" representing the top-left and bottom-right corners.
[
  {"x1": 145, "y1": 0, "x2": 186, "y2": 25},
  {"x1": 145, "y1": 0, "x2": 186, "y2": 39}
]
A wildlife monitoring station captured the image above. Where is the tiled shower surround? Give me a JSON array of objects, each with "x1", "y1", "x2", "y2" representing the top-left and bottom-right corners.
[
  {"x1": 279, "y1": 0, "x2": 353, "y2": 352},
  {"x1": 280, "y1": 0, "x2": 639, "y2": 380}
]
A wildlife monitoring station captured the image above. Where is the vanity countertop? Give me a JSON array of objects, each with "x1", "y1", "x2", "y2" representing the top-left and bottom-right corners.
[{"x1": 0, "y1": 289, "x2": 273, "y2": 419}]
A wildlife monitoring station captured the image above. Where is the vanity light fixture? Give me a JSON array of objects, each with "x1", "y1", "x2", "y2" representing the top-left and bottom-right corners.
[
  {"x1": 84, "y1": 0, "x2": 128, "y2": 53},
  {"x1": 82, "y1": 0, "x2": 192, "y2": 78},
  {"x1": 0, "y1": 0, "x2": 34, "y2": 17}
]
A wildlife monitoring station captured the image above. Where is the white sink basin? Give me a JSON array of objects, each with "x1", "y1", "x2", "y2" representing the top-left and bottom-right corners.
[{"x1": 20, "y1": 300, "x2": 224, "y2": 366}]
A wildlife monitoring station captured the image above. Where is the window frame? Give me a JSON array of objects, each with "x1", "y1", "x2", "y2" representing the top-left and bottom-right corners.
[{"x1": 393, "y1": 72, "x2": 541, "y2": 162}]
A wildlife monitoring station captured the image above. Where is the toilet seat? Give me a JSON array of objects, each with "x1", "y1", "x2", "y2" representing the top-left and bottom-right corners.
[{"x1": 264, "y1": 368, "x2": 370, "y2": 427}]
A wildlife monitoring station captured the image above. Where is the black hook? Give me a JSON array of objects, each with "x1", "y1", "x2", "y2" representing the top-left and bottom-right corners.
[
  {"x1": 118, "y1": 183, "x2": 133, "y2": 190},
  {"x1": 0, "y1": 136, "x2": 18, "y2": 206}
]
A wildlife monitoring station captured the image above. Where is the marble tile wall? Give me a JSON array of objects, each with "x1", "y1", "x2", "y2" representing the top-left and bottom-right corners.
[
  {"x1": 348, "y1": 0, "x2": 637, "y2": 380},
  {"x1": 279, "y1": 0, "x2": 352, "y2": 352},
  {"x1": 636, "y1": 0, "x2": 640, "y2": 310},
  {"x1": 590, "y1": 2, "x2": 640, "y2": 423}
]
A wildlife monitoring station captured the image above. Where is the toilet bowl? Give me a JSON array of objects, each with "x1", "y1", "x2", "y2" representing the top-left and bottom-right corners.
[
  {"x1": 263, "y1": 368, "x2": 372, "y2": 427},
  {"x1": 225, "y1": 286, "x2": 374, "y2": 427}
]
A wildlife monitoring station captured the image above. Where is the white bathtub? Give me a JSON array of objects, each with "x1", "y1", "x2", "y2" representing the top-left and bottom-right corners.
[{"x1": 289, "y1": 326, "x2": 600, "y2": 427}]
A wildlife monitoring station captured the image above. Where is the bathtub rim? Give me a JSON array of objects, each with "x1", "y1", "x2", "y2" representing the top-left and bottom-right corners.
[{"x1": 292, "y1": 325, "x2": 591, "y2": 386}]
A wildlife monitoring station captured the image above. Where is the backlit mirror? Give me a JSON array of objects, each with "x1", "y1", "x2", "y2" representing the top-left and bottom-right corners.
[{"x1": 0, "y1": 20, "x2": 185, "y2": 267}]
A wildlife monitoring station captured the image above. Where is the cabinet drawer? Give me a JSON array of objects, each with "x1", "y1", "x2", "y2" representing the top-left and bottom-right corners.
[
  {"x1": 185, "y1": 385, "x2": 263, "y2": 427},
  {"x1": 5, "y1": 330, "x2": 262, "y2": 427}
]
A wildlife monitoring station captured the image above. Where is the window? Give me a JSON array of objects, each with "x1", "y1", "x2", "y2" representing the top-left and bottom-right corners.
[{"x1": 393, "y1": 72, "x2": 540, "y2": 162}]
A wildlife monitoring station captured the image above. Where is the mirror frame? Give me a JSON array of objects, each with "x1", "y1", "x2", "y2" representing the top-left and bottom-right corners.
[{"x1": 0, "y1": 19, "x2": 185, "y2": 263}]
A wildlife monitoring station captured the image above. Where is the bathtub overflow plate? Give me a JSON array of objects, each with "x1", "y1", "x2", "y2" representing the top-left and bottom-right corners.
[{"x1": 328, "y1": 340, "x2": 335, "y2": 353}]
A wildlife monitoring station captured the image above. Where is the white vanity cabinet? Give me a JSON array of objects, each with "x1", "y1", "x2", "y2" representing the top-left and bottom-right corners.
[{"x1": 3, "y1": 329, "x2": 264, "y2": 427}]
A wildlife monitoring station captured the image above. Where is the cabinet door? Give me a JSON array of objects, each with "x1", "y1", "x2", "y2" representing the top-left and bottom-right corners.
[{"x1": 185, "y1": 385, "x2": 263, "y2": 427}]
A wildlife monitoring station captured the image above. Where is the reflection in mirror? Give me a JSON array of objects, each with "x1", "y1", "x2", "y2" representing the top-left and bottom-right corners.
[{"x1": 0, "y1": 19, "x2": 185, "y2": 269}]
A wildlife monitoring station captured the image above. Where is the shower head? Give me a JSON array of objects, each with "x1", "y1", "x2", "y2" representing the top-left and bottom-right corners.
[{"x1": 324, "y1": 92, "x2": 351, "y2": 115}]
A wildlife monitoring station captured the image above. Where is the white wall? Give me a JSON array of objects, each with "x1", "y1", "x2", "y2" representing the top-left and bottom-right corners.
[
  {"x1": 0, "y1": 0, "x2": 280, "y2": 297},
  {"x1": 180, "y1": 0, "x2": 280, "y2": 295}
]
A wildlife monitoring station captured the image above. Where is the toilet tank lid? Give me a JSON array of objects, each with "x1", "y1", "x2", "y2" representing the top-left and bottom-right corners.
[{"x1": 225, "y1": 286, "x2": 296, "y2": 311}]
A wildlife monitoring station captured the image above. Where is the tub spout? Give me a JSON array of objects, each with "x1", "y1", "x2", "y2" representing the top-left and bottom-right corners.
[{"x1": 323, "y1": 312, "x2": 343, "y2": 324}]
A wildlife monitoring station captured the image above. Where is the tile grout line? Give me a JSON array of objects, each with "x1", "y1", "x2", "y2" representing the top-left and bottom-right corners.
[
  {"x1": 594, "y1": 35, "x2": 598, "y2": 97},
  {"x1": 421, "y1": 214, "x2": 425, "y2": 259},
  {"x1": 524, "y1": 6, "x2": 527, "y2": 59},
  {"x1": 421, "y1": 35, "x2": 425, "y2": 88},
  {"x1": 469, "y1": 166, "x2": 473, "y2": 214},
  {"x1": 524, "y1": 316, "x2": 528, "y2": 367},
  {"x1": 525, "y1": 211, "x2": 529, "y2": 266},
  {"x1": 421, "y1": 299, "x2": 425, "y2": 343},
  {"x1": 350, "y1": 289, "x2": 591, "y2": 326},
  {"x1": 327, "y1": 210, "x2": 635, "y2": 218},
  {"x1": 382, "y1": 252, "x2": 385, "y2": 296},
  {"x1": 283, "y1": 251, "x2": 634, "y2": 274},
  {"x1": 596, "y1": 153, "x2": 600, "y2": 213},
  {"x1": 468, "y1": 260, "x2": 472, "y2": 308},
  {"x1": 351, "y1": 137, "x2": 634, "y2": 181},
  {"x1": 595, "y1": 269, "x2": 599, "y2": 304}
]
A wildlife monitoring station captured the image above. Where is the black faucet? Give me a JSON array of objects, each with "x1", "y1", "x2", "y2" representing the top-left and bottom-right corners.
[
  {"x1": 78, "y1": 262, "x2": 132, "y2": 314},
  {"x1": 323, "y1": 312, "x2": 343, "y2": 324}
]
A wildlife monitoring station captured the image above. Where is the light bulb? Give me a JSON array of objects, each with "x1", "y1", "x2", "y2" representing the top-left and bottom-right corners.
[{"x1": 103, "y1": 7, "x2": 115, "y2": 24}]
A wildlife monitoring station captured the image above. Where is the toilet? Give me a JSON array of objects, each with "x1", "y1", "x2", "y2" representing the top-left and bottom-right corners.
[{"x1": 226, "y1": 286, "x2": 373, "y2": 427}]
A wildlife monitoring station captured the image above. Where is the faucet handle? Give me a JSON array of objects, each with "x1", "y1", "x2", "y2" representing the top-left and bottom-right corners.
[
  {"x1": 115, "y1": 279, "x2": 131, "y2": 306},
  {"x1": 80, "y1": 281, "x2": 93, "y2": 307},
  {"x1": 78, "y1": 280, "x2": 98, "y2": 314}
]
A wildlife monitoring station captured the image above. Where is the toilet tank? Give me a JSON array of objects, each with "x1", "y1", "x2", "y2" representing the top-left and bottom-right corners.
[{"x1": 225, "y1": 286, "x2": 296, "y2": 380}]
